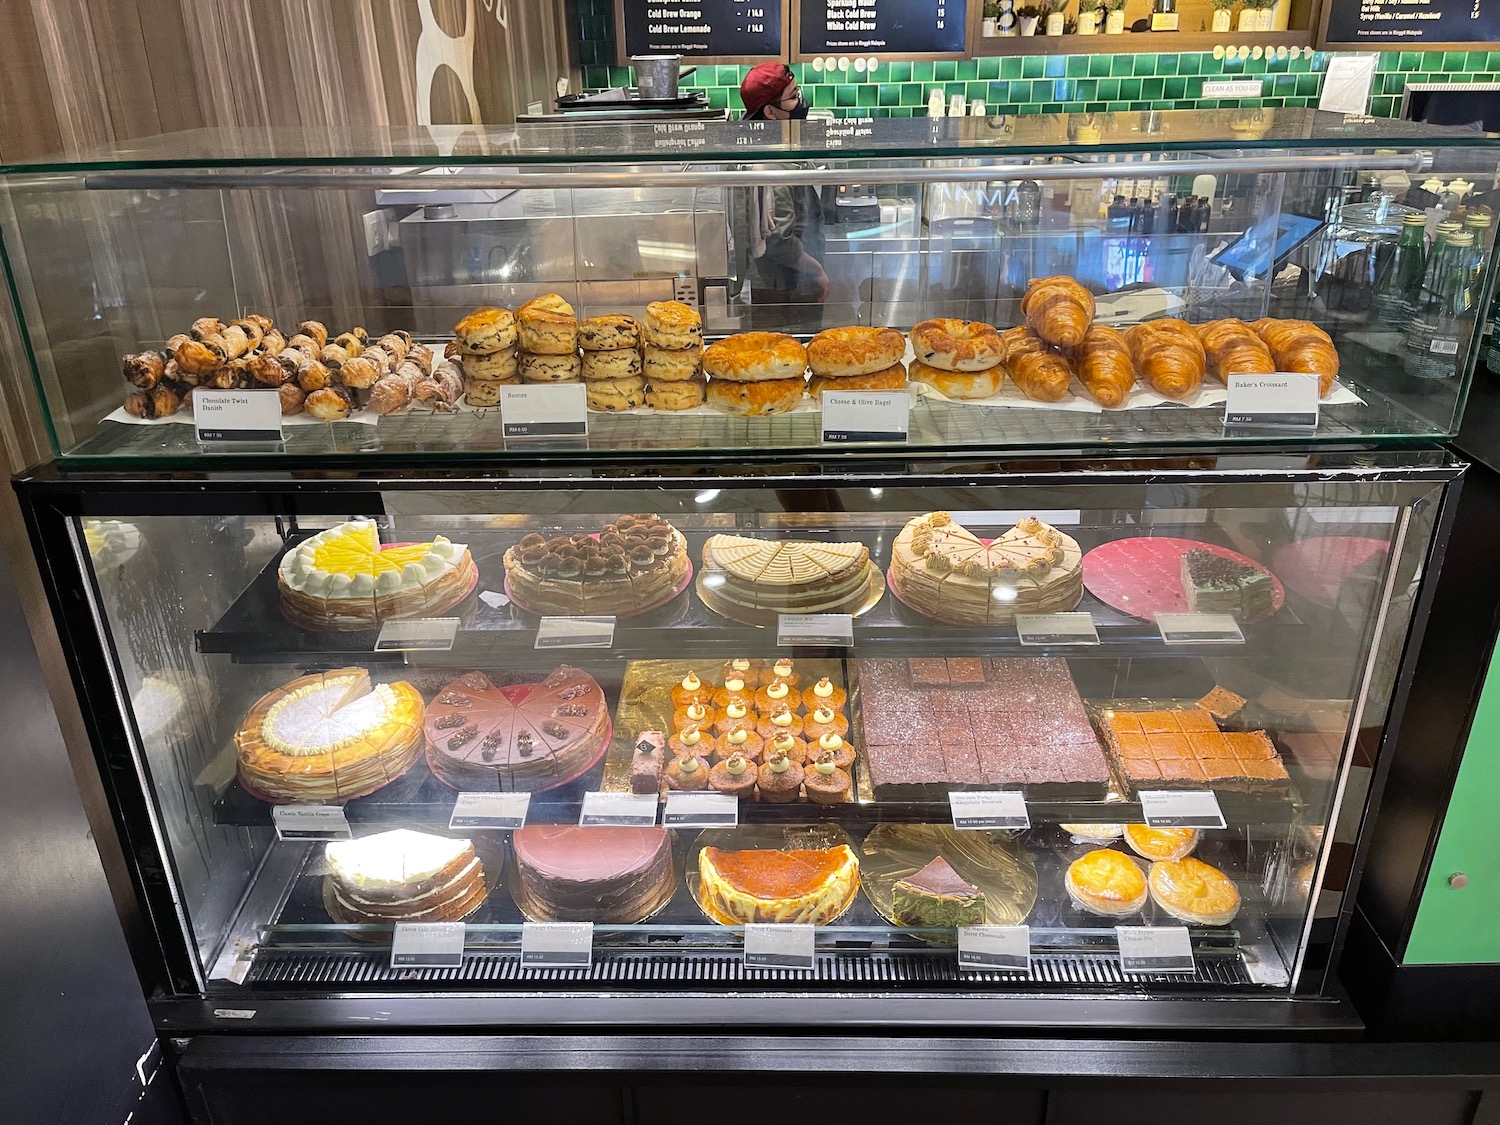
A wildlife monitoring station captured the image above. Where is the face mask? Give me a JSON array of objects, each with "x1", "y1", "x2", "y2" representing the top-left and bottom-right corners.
[{"x1": 788, "y1": 97, "x2": 810, "y2": 120}]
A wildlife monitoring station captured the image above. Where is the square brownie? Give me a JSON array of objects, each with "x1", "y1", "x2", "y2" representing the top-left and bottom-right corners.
[
  {"x1": 1108, "y1": 712, "x2": 1144, "y2": 735},
  {"x1": 1226, "y1": 731, "x2": 1277, "y2": 761},
  {"x1": 1157, "y1": 758, "x2": 1206, "y2": 782},
  {"x1": 1147, "y1": 731, "x2": 1190, "y2": 759},
  {"x1": 1139, "y1": 711, "x2": 1180, "y2": 735},
  {"x1": 1199, "y1": 757, "x2": 1239, "y2": 781},
  {"x1": 907, "y1": 659, "x2": 950, "y2": 687},
  {"x1": 1176, "y1": 710, "x2": 1219, "y2": 734},
  {"x1": 1123, "y1": 756, "x2": 1160, "y2": 779},
  {"x1": 946, "y1": 657, "x2": 986, "y2": 686},
  {"x1": 1188, "y1": 731, "x2": 1228, "y2": 757},
  {"x1": 1116, "y1": 730, "x2": 1151, "y2": 757}
]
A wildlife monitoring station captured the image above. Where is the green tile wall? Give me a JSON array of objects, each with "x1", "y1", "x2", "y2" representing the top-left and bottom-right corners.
[{"x1": 572, "y1": 0, "x2": 1500, "y2": 118}]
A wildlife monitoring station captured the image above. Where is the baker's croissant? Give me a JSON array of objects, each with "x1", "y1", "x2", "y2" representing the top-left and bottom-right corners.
[
  {"x1": 1123, "y1": 318, "x2": 1205, "y2": 400},
  {"x1": 1251, "y1": 318, "x2": 1339, "y2": 397},
  {"x1": 1003, "y1": 326, "x2": 1073, "y2": 402},
  {"x1": 1021, "y1": 275, "x2": 1095, "y2": 348},
  {"x1": 1197, "y1": 319, "x2": 1275, "y2": 383},
  {"x1": 1072, "y1": 325, "x2": 1136, "y2": 408}
]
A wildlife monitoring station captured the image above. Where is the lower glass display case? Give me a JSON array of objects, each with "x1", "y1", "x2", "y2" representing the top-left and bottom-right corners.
[{"x1": 16, "y1": 451, "x2": 1457, "y2": 1031}]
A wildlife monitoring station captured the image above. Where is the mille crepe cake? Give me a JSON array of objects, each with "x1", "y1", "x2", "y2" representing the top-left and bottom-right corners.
[
  {"x1": 324, "y1": 829, "x2": 486, "y2": 924},
  {"x1": 700, "y1": 533, "x2": 873, "y2": 619},
  {"x1": 697, "y1": 844, "x2": 860, "y2": 925},
  {"x1": 502, "y1": 514, "x2": 689, "y2": 615},
  {"x1": 1180, "y1": 549, "x2": 1275, "y2": 621}
]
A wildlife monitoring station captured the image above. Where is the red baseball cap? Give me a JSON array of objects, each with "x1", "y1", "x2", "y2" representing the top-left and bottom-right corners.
[{"x1": 740, "y1": 62, "x2": 795, "y2": 117}]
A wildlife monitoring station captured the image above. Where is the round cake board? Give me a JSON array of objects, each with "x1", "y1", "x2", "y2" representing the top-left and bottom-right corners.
[
  {"x1": 1081, "y1": 537, "x2": 1284, "y2": 624},
  {"x1": 885, "y1": 562, "x2": 1083, "y2": 626},
  {"x1": 426, "y1": 712, "x2": 612, "y2": 796},
  {"x1": 695, "y1": 563, "x2": 886, "y2": 628},
  {"x1": 503, "y1": 555, "x2": 694, "y2": 620},
  {"x1": 278, "y1": 540, "x2": 480, "y2": 633},
  {"x1": 1270, "y1": 536, "x2": 1388, "y2": 606},
  {"x1": 685, "y1": 824, "x2": 861, "y2": 927}
]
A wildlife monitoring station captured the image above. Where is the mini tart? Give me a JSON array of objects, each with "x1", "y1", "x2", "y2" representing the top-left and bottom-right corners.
[
  {"x1": 810, "y1": 731, "x2": 855, "y2": 771},
  {"x1": 714, "y1": 725, "x2": 765, "y2": 762},
  {"x1": 757, "y1": 753, "x2": 804, "y2": 802},
  {"x1": 1124, "y1": 824, "x2": 1200, "y2": 862},
  {"x1": 668, "y1": 726, "x2": 712, "y2": 759},
  {"x1": 712, "y1": 699, "x2": 755, "y2": 737},
  {"x1": 761, "y1": 732, "x2": 809, "y2": 765},
  {"x1": 802, "y1": 707, "x2": 850, "y2": 742},
  {"x1": 721, "y1": 658, "x2": 764, "y2": 682},
  {"x1": 754, "y1": 680, "x2": 800, "y2": 712},
  {"x1": 672, "y1": 702, "x2": 714, "y2": 734},
  {"x1": 671, "y1": 673, "x2": 714, "y2": 709},
  {"x1": 665, "y1": 754, "x2": 711, "y2": 791},
  {"x1": 801, "y1": 678, "x2": 847, "y2": 712},
  {"x1": 758, "y1": 659, "x2": 801, "y2": 689},
  {"x1": 803, "y1": 759, "x2": 852, "y2": 805},
  {"x1": 1148, "y1": 856, "x2": 1241, "y2": 927},
  {"x1": 709, "y1": 754, "x2": 758, "y2": 798},
  {"x1": 756, "y1": 706, "x2": 806, "y2": 740},
  {"x1": 1065, "y1": 848, "x2": 1148, "y2": 917}
]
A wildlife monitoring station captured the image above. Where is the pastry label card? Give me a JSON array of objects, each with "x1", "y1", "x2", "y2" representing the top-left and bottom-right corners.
[
  {"x1": 520, "y1": 921, "x2": 594, "y2": 969},
  {"x1": 1116, "y1": 925, "x2": 1196, "y2": 974},
  {"x1": 534, "y1": 615, "x2": 616, "y2": 650},
  {"x1": 1015, "y1": 612, "x2": 1099, "y2": 646},
  {"x1": 744, "y1": 923, "x2": 816, "y2": 971},
  {"x1": 449, "y1": 791, "x2": 530, "y2": 831},
  {"x1": 777, "y1": 612, "x2": 855, "y2": 647},
  {"x1": 374, "y1": 617, "x2": 459, "y2": 652},
  {"x1": 193, "y1": 389, "x2": 284, "y2": 444},
  {"x1": 501, "y1": 384, "x2": 588, "y2": 438},
  {"x1": 958, "y1": 925, "x2": 1031, "y2": 972},
  {"x1": 820, "y1": 390, "x2": 910, "y2": 444},
  {"x1": 949, "y1": 789, "x2": 1030, "y2": 831},
  {"x1": 390, "y1": 921, "x2": 465, "y2": 969},
  {"x1": 579, "y1": 790, "x2": 659, "y2": 827},
  {"x1": 1224, "y1": 373, "x2": 1319, "y2": 429},
  {"x1": 1139, "y1": 788, "x2": 1226, "y2": 829},
  {"x1": 271, "y1": 804, "x2": 351, "y2": 841},
  {"x1": 663, "y1": 791, "x2": 739, "y2": 829},
  {"x1": 1155, "y1": 612, "x2": 1245, "y2": 646}
]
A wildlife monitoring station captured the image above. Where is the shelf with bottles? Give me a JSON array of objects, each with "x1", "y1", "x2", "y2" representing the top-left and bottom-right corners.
[{"x1": 969, "y1": 28, "x2": 1311, "y2": 56}]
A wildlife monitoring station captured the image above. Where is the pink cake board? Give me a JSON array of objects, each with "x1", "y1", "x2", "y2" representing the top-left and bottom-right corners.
[{"x1": 1081, "y1": 537, "x2": 1284, "y2": 624}]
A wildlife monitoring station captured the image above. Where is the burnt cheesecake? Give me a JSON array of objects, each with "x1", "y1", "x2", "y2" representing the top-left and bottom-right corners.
[{"x1": 891, "y1": 856, "x2": 986, "y2": 928}]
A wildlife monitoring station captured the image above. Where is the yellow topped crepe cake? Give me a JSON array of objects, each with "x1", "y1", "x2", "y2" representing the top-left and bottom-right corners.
[{"x1": 278, "y1": 518, "x2": 477, "y2": 631}]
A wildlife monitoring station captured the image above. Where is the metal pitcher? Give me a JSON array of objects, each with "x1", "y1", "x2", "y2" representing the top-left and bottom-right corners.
[{"x1": 631, "y1": 56, "x2": 698, "y2": 100}]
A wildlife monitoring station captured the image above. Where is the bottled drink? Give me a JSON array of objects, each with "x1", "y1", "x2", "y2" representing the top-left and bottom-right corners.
[
  {"x1": 1369, "y1": 212, "x2": 1428, "y2": 323},
  {"x1": 1151, "y1": 0, "x2": 1180, "y2": 31},
  {"x1": 1404, "y1": 230, "x2": 1475, "y2": 382}
]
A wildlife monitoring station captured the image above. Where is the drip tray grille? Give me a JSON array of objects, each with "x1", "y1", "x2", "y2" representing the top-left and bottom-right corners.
[{"x1": 245, "y1": 947, "x2": 1255, "y2": 990}]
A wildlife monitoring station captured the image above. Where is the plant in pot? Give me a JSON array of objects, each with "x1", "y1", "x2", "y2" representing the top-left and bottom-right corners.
[
  {"x1": 983, "y1": 0, "x2": 1001, "y2": 35},
  {"x1": 1211, "y1": 0, "x2": 1234, "y2": 32},
  {"x1": 1045, "y1": 0, "x2": 1069, "y2": 34},
  {"x1": 1078, "y1": 0, "x2": 1102, "y2": 33},
  {"x1": 1237, "y1": 0, "x2": 1261, "y2": 31},
  {"x1": 1018, "y1": 4, "x2": 1042, "y2": 35},
  {"x1": 1104, "y1": 0, "x2": 1128, "y2": 33},
  {"x1": 1258, "y1": 0, "x2": 1278, "y2": 30}
]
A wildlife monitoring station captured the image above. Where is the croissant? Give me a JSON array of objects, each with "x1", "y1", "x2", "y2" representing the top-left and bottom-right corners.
[
  {"x1": 1003, "y1": 326, "x2": 1073, "y2": 402},
  {"x1": 1123, "y1": 319, "x2": 1205, "y2": 400},
  {"x1": 1251, "y1": 318, "x2": 1339, "y2": 397},
  {"x1": 1021, "y1": 275, "x2": 1096, "y2": 348},
  {"x1": 1197, "y1": 319, "x2": 1275, "y2": 383},
  {"x1": 1072, "y1": 325, "x2": 1136, "y2": 408}
]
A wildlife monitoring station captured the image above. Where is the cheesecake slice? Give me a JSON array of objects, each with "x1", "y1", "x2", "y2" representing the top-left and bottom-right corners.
[{"x1": 892, "y1": 856, "x2": 985, "y2": 928}]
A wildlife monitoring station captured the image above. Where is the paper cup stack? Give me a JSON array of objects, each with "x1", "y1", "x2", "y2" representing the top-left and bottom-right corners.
[
  {"x1": 452, "y1": 307, "x2": 519, "y2": 406},
  {"x1": 641, "y1": 300, "x2": 706, "y2": 411},
  {"x1": 805, "y1": 326, "x2": 909, "y2": 397},
  {"x1": 580, "y1": 314, "x2": 646, "y2": 411}
]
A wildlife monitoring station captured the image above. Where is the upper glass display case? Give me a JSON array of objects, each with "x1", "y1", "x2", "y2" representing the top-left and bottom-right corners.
[{"x1": 3, "y1": 110, "x2": 1497, "y2": 465}]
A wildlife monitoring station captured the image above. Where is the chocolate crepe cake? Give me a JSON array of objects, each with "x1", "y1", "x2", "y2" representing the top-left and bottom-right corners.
[{"x1": 512, "y1": 825, "x2": 674, "y2": 923}]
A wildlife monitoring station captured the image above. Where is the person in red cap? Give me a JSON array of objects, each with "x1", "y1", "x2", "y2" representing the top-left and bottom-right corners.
[{"x1": 734, "y1": 63, "x2": 827, "y2": 323}]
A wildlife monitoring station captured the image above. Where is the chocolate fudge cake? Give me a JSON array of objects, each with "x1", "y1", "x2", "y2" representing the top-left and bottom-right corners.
[
  {"x1": 892, "y1": 856, "x2": 985, "y2": 928},
  {"x1": 858, "y1": 657, "x2": 1111, "y2": 801},
  {"x1": 512, "y1": 825, "x2": 674, "y2": 923},
  {"x1": 1180, "y1": 549, "x2": 1275, "y2": 620}
]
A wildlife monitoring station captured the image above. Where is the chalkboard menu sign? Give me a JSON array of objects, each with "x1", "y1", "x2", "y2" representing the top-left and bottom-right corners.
[
  {"x1": 1322, "y1": 0, "x2": 1500, "y2": 47},
  {"x1": 796, "y1": 0, "x2": 969, "y2": 58},
  {"x1": 618, "y1": 0, "x2": 785, "y2": 61}
]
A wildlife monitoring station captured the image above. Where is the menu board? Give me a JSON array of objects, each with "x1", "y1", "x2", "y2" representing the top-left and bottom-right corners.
[
  {"x1": 797, "y1": 0, "x2": 969, "y2": 56},
  {"x1": 1323, "y1": 0, "x2": 1500, "y2": 46},
  {"x1": 619, "y1": 0, "x2": 784, "y2": 59}
]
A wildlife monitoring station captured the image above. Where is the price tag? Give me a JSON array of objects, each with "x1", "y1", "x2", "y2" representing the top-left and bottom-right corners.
[
  {"x1": 1224, "y1": 373, "x2": 1320, "y2": 429},
  {"x1": 520, "y1": 921, "x2": 593, "y2": 969},
  {"x1": 373, "y1": 617, "x2": 458, "y2": 652},
  {"x1": 448, "y1": 791, "x2": 530, "y2": 830},
  {"x1": 1430, "y1": 337, "x2": 1461, "y2": 356},
  {"x1": 1116, "y1": 925, "x2": 1196, "y2": 974},
  {"x1": 1015, "y1": 612, "x2": 1099, "y2": 646},
  {"x1": 534, "y1": 615, "x2": 616, "y2": 649},
  {"x1": 501, "y1": 384, "x2": 588, "y2": 438},
  {"x1": 948, "y1": 790, "x2": 1030, "y2": 830},
  {"x1": 390, "y1": 921, "x2": 465, "y2": 969},
  {"x1": 271, "y1": 804, "x2": 351, "y2": 840},
  {"x1": 1155, "y1": 612, "x2": 1245, "y2": 645},
  {"x1": 1139, "y1": 789, "x2": 1226, "y2": 829},
  {"x1": 958, "y1": 925, "x2": 1031, "y2": 972},
  {"x1": 663, "y1": 791, "x2": 739, "y2": 829},
  {"x1": 579, "y1": 791, "x2": 659, "y2": 827},
  {"x1": 193, "y1": 389, "x2": 284, "y2": 443},
  {"x1": 777, "y1": 613, "x2": 855, "y2": 647},
  {"x1": 820, "y1": 390, "x2": 910, "y2": 444},
  {"x1": 744, "y1": 923, "x2": 816, "y2": 971}
]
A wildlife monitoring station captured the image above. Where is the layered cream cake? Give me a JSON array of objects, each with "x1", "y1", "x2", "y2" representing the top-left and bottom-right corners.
[
  {"x1": 699, "y1": 533, "x2": 873, "y2": 620},
  {"x1": 889, "y1": 512, "x2": 1082, "y2": 625},
  {"x1": 235, "y1": 668, "x2": 425, "y2": 803},
  {"x1": 278, "y1": 519, "x2": 477, "y2": 631},
  {"x1": 697, "y1": 843, "x2": 860, "y2": 925},
  {"x1": 502, "y1": 514, "x2": 688, "y2": 615},
  {"x1": 324, "y1": 829, "x2": 487, "y2": 924}
]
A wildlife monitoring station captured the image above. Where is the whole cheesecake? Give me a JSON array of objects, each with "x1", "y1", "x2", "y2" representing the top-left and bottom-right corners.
[
  {"x1": 700, "y1": 533, "x2": 872, "y2": 620},
  {"x1": 889, "y1": 512, "x2": 1082, "y2": 625},
  {"x1": 424, "y1": 666, "x2": 609, "y2": 792},
  {"x1": 697, "y1": 844, "x2": 860, "y2": 925},
  {"x1": 278, "y1": 519, "x2": 477, "y2": 631},
  {"x1": 512, "y1": 825, "x2": 675, "y2": 923},
  {"x1": 324, "y1": 829, "x2": 487, "y2": 925},
  {"x1": 235, "y1": 668, "x2": 425, "y2": 803},
  {"x1": 503, "y1": 514, "x2": 689, "y2": 616}
]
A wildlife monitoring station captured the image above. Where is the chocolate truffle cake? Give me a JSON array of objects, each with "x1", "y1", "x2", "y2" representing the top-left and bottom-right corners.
[
  {"x1": 858, "y1": 657, "x2": 1111, "y2": 801},
  {"x1": 503, "y1": 515, "x2": 689, "y2": 616},
  {"x1": 512, "y1": 826, "x2": 674, "y2": 923},
  {"x1": 424, "y1": 666, "x2": 609, "y2": 792}
]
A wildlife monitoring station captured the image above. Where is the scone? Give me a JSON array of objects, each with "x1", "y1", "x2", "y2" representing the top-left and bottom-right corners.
[
  {"x1": 582, "y1": 348, "x2": 642, "y2": 381},
  {"x1": 1148, "y1": 856, "x2": 1241, "y2": 926},
  {"x1": 579, "y1": 314, "x2": 641, "y2": 352},
  {"x1": 643, "y1": 344, "x2": 702, "y2": 382},
  {"x1": 1065, "y1": 849, "x2": 1148, "y2": 917},
  {"x1": 909, "y1": 359, "x2": 1003, "y2": 399},
  {"x1": 1123, "y1": 825, "x2": 1199, "y2": 863},
  {"x1": 516, "y1": 294, "x2": 579, "y2": 354},
  {"x1": 453, "y1": 306, "x2": 517, "y2": 354},
  {"x1": 586, "y1": 376, "x2": 645, "y2": 412},
  {"x1": 642, "y1": 300, "x2": 703, "y2": 348},
  {"x1": 706, "y1": 375, "x2": 805, "y2": 416},
  {"x1": 463, "y1": 348, "x2": 519, "y2": 381},
  {"x1": 808, "y1": 364, "x2": 908, "y2": 396},
  {"x1": 646, "y1": 378, "x2": 706, "y2": 411},
  {"x1": 520, "y1": 352, "x2": 582, "y2": 382},
  {"x1": 463, "y1": 374, "x2": 518, "y2": 406}
]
